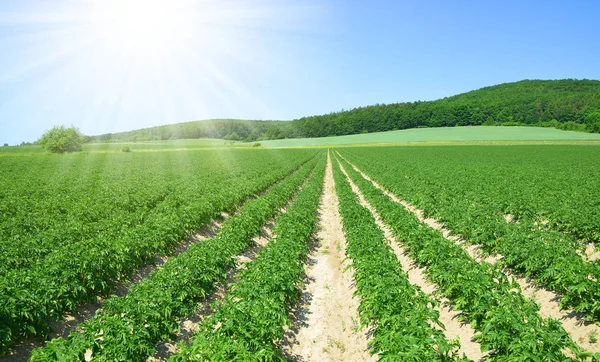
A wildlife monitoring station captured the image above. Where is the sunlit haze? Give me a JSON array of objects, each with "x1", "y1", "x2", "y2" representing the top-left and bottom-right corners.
[{"x1": 1, "y1": 1, "x2": 600, "y2": 145}]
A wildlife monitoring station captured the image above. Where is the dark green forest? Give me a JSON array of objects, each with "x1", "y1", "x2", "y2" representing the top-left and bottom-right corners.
[{"x1": 88, "y1": 79, "x2": 600, "y2": 143}]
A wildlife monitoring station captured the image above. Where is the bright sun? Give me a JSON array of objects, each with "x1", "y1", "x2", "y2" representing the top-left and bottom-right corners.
[{"x1": 88, "y1": 0, "x2": 187, "y2": 57}]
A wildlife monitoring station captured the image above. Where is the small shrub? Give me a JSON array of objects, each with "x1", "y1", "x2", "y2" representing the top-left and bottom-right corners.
[
  {"x1": 253, "y1": 142, "x2": 262, "y2": 147},
  {"x1": 38, "y1": 126, "x2": 84, "y2": 153},
  {"x1": 121, "y1": 146, "x2": 131, "y2": 153}
]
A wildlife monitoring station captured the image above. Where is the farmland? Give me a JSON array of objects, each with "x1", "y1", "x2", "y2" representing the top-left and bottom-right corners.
[
  {"x1": 258, "y1": 126, "x2": 600, "y2": 148},
  {"x1": 1, "y1": 141, "x2": 600, "y2": 361}
]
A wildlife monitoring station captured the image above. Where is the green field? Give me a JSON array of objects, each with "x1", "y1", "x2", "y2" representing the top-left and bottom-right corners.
[
  {"x1": 2, "y1": 137, "x2": 600, "y2": 360},
  {"x1": 259, "y1": 126, "x2": 600, "y2": 148},
  {"x1": 0, "y1": 138, "x2": 247, "y2": 156}
]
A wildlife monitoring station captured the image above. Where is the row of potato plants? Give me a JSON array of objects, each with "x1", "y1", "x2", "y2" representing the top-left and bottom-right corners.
[
  {"x1": 341, "y1": 145, "x2": 600, "y2": 243},
  {"x1": 340, "y1": 147, "x2": 600, "y2": 322},
  {"x1": 0, "y1": 150, "x2": 314, "y2": 276},
  {"x1": 28, "y1": 154, "x2": 322, "y2": 361},
  {"x1": 336, "y1": 155, "x2": 595, "y2": 361},
  {"x1": 331, "y1": 158, "x2": 469, "y2": 361},
  {"x1": 0, "y1": 149, "x2": 318, "y2": 356},
  {"x1": 170, "y1": 155, "x2": 326, "y2": 361}
]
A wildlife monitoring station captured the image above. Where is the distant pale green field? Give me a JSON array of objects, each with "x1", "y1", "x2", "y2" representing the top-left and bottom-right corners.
[
  {"x1": 258, "y1": 126, "x2": 600, "y2": 148},
  {"x1": 3, "y1": 127, "x2": 600, "y2": 155},
  {"x1": 0, "y1": 138, "x2": 245, "y2": 155},
  {"x1": 83, "y1": 138, "x2": 246, "y2": 152}
]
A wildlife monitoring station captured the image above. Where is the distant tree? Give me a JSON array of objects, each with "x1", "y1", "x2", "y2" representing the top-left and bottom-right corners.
[
  {"x1": 223, "y1": 132, "x2": 241, "y2": 141},
  {"x1": 585, "y1": 111, "x2": 600, "y2": 133},
  {"x1": 2, "y1": 143, "x2": 8, "y2": 147},
  {"x1": 38, "y1": 126, "x2": 85, "y2": 153}
]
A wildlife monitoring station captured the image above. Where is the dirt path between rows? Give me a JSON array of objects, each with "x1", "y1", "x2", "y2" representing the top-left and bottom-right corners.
[
  {"x1": 337, "y1": 159, "x2": 484, "y2": 361},
  {"x1": 583, "y1": 243, "x2": 600, "y2": 262},
  {"x1": 338, "y1": 152, "x2": 600, "y2": 355},
  {"x1": 282, "y1": 153, "x2": 375, "y2": 362}
]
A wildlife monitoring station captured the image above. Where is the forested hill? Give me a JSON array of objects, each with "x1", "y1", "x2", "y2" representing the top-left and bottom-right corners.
[
  {"x1": 89, "y1": 79, "x2": 600, "y2": 142},
  {"x1": 293, "y1": 79, "x2": 600, "y2": 137}
]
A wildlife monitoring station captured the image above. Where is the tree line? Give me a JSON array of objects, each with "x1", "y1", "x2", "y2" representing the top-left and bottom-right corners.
[{"x1": 88, "y1": 79, "x2": 600, "y2": 143}]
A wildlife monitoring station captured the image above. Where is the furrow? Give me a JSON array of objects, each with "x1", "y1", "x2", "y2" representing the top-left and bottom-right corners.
[
  {"x1": 281, "y1": 152, "x2": 375, "y2": 362},
  {"x1": 3, "y1": 216, "x2": 227, "y2": 362},
  {"x1": 330, "y1": 154, "x2": 468, "y2": 361},
  {"x1": 1, "y1": 151, "x2": 319, "y2": 357}
]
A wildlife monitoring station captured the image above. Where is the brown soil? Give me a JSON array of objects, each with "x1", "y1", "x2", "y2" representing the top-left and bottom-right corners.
[
  {"x1": 337, "y1": 159, "x2": 484, "y2": 361},
  {"x1": 504, "y1": 214, "x2": 515, "y2": 223},
  {"x1": 282, "y1": 153, "x2": 375, "y2": 362},
  {"x1": 583, "y1": 243, "x2": 600, "y2": 262},
  {"x1": 512, "y1": 277, "x2": 600, "y2": 353},
  {"x1": 338, "y1": 152, "x2": 600, "y2": 355}
]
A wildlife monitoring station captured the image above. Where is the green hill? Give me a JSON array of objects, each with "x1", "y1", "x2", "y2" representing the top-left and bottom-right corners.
[{"x1": 89, "y1": 79, "x2": 600, "y2": 143}]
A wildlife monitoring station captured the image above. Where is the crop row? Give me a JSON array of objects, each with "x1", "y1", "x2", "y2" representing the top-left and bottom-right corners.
[
  {"x1": 28, "y1": 153, "x2": 322, "y2": 361},
  {"x1": 0, "y1": 150, "x2": 315, "y2": 276},
  {"x1": 340, "y1": 147, "x2": 600, "y2": 322},
  {"x1": 336, "y1": 155, "x2": 592, "y2": 361},
  {"x1": 171, "y1": 154, "x2": 326, "y2": 361},
  {"x1": 332, "y1": 157, "x2": 468, "y2": 361},
  {"x1": 0, "y1": 150, "x2": 318, "y2": 356},
  {"x1": 342, "y1": 145, "x2": 600, "y2": 243}
]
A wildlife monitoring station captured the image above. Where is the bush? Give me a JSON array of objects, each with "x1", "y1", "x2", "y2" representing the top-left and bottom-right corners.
[
  {"x1": 253, "y1": 142, "x2": 261, "y2": 147},
  {"x1": 121, "y1": 146, "x2": 131, "y2": 152},
  {"x1": 38, "y1": 126, "x2": 84, "y2": 153}
]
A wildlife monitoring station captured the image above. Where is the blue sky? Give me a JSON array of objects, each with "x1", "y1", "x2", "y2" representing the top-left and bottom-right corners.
[{"x1": 1, "y1": 0, "x2": 599, "y2": 145}]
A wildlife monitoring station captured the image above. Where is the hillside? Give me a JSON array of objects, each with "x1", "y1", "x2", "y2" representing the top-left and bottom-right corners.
[
  {"x1": 88, "y1": 79, "x2": 600, "y2": 143},
  {"x1": 294, "y1": 79, "x2": 600, "y2": 137}
]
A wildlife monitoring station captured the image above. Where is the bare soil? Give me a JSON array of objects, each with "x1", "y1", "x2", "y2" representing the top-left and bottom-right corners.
[
  {"x1": 282, "y1": 153, "x2": 375, "y2": 362},
  {"x1": 583, "y1": 243, "x2": 600, "y2": 262}
]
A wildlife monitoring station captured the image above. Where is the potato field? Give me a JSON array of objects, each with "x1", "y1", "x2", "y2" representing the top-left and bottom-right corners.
[{"x1": 1, "y1": 144, "x2": 599, "y2": 361}]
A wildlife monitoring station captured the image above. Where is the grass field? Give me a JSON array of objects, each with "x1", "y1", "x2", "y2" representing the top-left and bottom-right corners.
[{"x1": 258, "y1": 126, "x2": 600, "y2": 148}]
